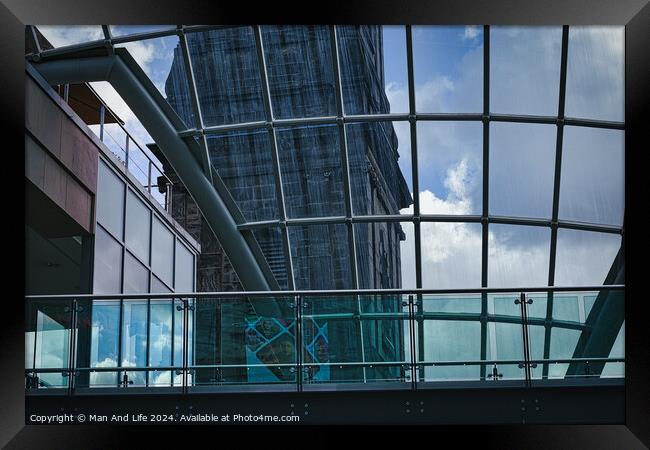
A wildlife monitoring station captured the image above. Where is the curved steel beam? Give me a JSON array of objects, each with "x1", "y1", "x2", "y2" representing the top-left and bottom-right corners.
[{"x1": 32, "y1": 52, "x2": 279, "y2": 304}]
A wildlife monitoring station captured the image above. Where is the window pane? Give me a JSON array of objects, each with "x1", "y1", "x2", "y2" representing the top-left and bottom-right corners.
[
  {"x1": 277, "y1": 125, "x2": 345, "y2": 218},
  {"x1": 151, "y1": 218, "x2": 174, "y2": 286},
  {"x1": 416, "y1": 122, "x2": 482, "y2": 215},
  {"x1": 93, "y1": 226, "x2": 123, "y2": 294},
  {"x1": 149, "y1": 300, "x2": 173, "y2": 386},
  {"x1": 185, "y1": 27, "x2": 265, "y2": 127},
  {"x1": 289, "y1": 224, "x2": 353, "y2": 290},
  {"x1": 339, "y1": 26, "x2": 408, "y2": 115},
  {"x1": 412, "y1": 26, "x2": 483, "y2": 113},
  {"x1": 151, "y1": 275, "x2": 171, "y2": 294},
  {"x1": 559, "y1": 126, "x2": 624, "y2": 226},
  {"x1": 421, "y1": 222, "x2": 482, "y2": 289},
  {"x1": 124, "y1": 251, "x2": 149, "y2": 294},
  {"x1": 489, "y1": 122, "x2": 556, "y2": 219},
  {"x1": 175, "y1": 241, "x2": 194, "y2": 292},
  {"x1": 421, "y1": 319, "x2": 482, "y2": 381},
  {"x1": 262, "y1": 25, "x2": 336, "y2": 120},
  {"x1": 399, "y1": 222, "x2": 416, "y2": 289},
  {"x1": 125, "y1": 190, "x2": 151, "y2": 264},
  {"x1": 354, "y1": 222, "x2": 411, "y2": 289},
  {"x1": 35, "y1": 26, "x2": 103, "y2": 48},
  {"x1": 565, "y1": 27, "x2": 624, "y2": 122},
  {"x1": 554, "y1": 229, "x2": 622, "y2": 286},
  {"x1": 488, "y1": 225, "x2": 550, "y2": 287},
  {"x1": 206, "y1": 131, "x2": 279, "y2": 222},
  {"x1": 97, "y1": 161, "x2": 125, "y2": 239},
  {"x1": 346, "y1": 122, "x2": 413, "y2": 216},
  {"x1": 490, "y1": 27, "x2": 562, "y2": 116}
]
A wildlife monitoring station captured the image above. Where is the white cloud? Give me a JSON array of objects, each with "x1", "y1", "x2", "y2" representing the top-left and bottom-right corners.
[
  {"x1": 90, "y1": 357, "x2": 119, "y2": 386},
  {"x1": 36, "y1": 25, "x2": 103, "y2": 48},
  {"x1": 462, "y1": 26, "x2": 481, "y2": 41}
]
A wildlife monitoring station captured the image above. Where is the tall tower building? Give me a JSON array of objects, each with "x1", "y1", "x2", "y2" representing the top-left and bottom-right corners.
[{"x1": 162, "y1": 26, "x2": 412, "y2": 384}]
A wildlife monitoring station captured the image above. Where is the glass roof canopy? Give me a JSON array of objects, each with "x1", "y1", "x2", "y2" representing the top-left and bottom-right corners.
[{"x1": 27, "y1": 25, "x2": 625, "y2": 294}]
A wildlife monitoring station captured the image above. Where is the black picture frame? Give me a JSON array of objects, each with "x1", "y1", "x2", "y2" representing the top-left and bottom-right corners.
[{"x1": 3, "y1": 0, "x2": 648, "y2": 446}]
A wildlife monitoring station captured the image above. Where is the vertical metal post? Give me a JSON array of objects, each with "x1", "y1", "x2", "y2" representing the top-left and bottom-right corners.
[
  {"x1": 407, "y1": 295, "x2": 417, "y2": 390},
  {"x1": 295, "y1": 295, "x2": 303, "y2": 392},
  {"x1": 66, "y1": 298, "x2": 77, "y2": 395},
  {"x1": 63, "y1": 83, "x2": 70, "y2": 103},
  {"x1": 147, "y1": 161, "x2": 152, "y2": 194},
  {"x1": 125, "y1": 135, "x2": 130, "y2": 170},
  {"x1": 99, "y1": 104, "x2": 105, "y2": 142},
  {"x1": 517, "y1": 292, "x2": 533, "y2": 387},
  {"x1": 183, "y1": 298, "x2": 189, "y2": 394}
]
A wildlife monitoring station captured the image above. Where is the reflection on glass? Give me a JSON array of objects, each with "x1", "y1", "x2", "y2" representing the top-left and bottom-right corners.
[
  {"x1": 125, "y1": 190, "x2": 151, "y2": 264},
  {"x1": 182, "y1": 27, "x2": 264, "y2": 127},
  {"x1": 277, "y1": 125, "x2": 345, "y2": 219},
  {"x1": 554, "y1": 229, "x2": 622, "y2": 287},
  {"x1": 97, "y1": 161, "x2": 125, "y2": 239},
  {"x1": 206, "y1": 131, "x2": 279, "y2": 222},
  {"x1": 93, "y1": 226, "x2": 123, "y2": 294},
  {"x1": 489, "y1": 122, "x2": 556, "y2": 219},
  {"x1": 149, "y1": 300, "x2": 173, "y2": 386},
  {"x1": 565, "y1": 26, "x2": 624, "y2": 122},
  {"x1": 399, "y1": 222, "x2": 416, "y2": 289},
  {"x1": 262, "y1": 25, "x2": 335, "y2": 120},
  {"x1": 421, "y1": 222, "x2": 482, "y2": 289},
  {"x1": 121, "y1": 300, "x2": 148, "y2": 385},
  {"x1": 490, "y1": 27, "x2": 562, "y2": 116},
  {"x1": 338, "y1": 25, "x2": 408, "y2": 115},
  {"x1": 345, "y1": 122, "x2": 412, "y2": 216},
  {"x1": 30, "y1": 305, "x2": 71, "y2": 388},
  {"x1": 354, "y1": 222, "x2": 409, "y2": 289},
  {"x1": 488, "y1": 225, "x2": 550, "y2": 287},
  {"x1": 559, "y1": 126, "x2": 624, "y2": 226},
  {"x1": 412, "y1": 26, "x2": 483, "y2": 113},
  {"x1": 422, "y1": 320, "x2": 481, "y2": 381},
  {"x1": 416, "y1": 121, "x2": 482, "y2": 215},
  {"x1": 252, "y1": 228, "x2": 288, "y2": 290},
  {"x1": 151, "y1": 217, "x2": 174, "y2": 286},
  {"x1": 88, "y1": 301, "x2": 120, "y2": 387},
  {"x1": 289, "y1": 224, "x2": 353, "y2": 290}
]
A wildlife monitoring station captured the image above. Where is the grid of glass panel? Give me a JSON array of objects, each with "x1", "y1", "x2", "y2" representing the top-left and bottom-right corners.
[{"x1": 28, "y1": 25, "x2": 625, "y2": 386}]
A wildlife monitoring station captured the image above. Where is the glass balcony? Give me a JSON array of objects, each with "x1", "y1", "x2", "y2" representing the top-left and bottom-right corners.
[{"x1": 24, "y1": 286, "x2": 624, "y2": 394}]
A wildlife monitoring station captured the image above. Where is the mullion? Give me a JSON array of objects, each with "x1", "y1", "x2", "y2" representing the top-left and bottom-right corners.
[
  {"x1": 253, "y1": 25, "x2": 296, "y2": 291},
  {"x1": 329, "y1": 25, "x2": 359, "y2": 289},
  {"x1": 480, "y1": 25, "x2": 490, "y2": 381},
  {"x1": 405, "y1": 25, "x2": 425, "y2": 381},
  {"x1": 543, "y1": 25, "x2": 570, "y2": 380}
]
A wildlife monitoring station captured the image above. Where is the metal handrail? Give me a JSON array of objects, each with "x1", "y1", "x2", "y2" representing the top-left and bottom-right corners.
[
  {"x1": 24, "y1": 284, "x2": 625, "y2": 300},
  {"x1": 25, "y1": 285, "x2": 625, "y2": 393}
]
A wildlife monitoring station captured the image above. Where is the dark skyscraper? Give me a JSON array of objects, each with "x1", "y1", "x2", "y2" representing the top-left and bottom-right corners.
[{"x1": 163, "y1": 25, "x2": 412, "y2": 384}]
